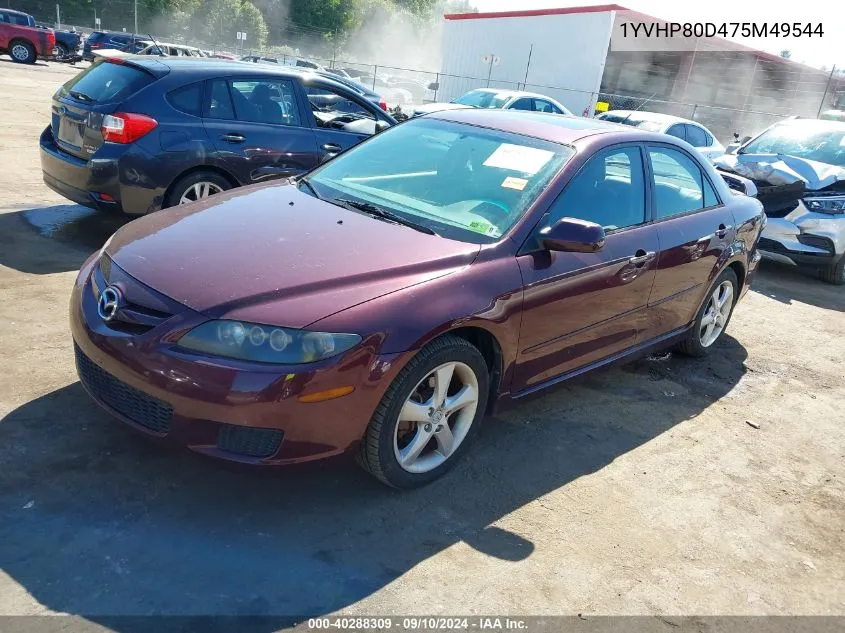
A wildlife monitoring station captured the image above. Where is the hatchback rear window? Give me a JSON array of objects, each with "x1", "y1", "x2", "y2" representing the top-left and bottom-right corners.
[{"x1": 59, "y1": 60, "x2": 155, "y2": 104}]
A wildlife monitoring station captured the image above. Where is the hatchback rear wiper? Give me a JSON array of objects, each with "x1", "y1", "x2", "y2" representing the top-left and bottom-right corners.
[
  {"x1": 69, "y1": 90, "x2": 93, "y2": 102},
  {"x1": 333, "y1": 198, "x2": 437, "y2": 235}
]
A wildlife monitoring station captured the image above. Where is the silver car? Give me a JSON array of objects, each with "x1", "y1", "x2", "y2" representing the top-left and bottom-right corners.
[
  {"x1": 597, "y1": 110, "x2": 725, "y2": 161},
  {"x1": 714, "y1": 118, "x2": 845, "y2": 284},
  {"x1": 412, "y1": 88, "x2": 573, "y2": 118}
]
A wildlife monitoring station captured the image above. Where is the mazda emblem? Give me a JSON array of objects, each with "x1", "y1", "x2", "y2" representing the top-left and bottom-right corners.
[{"x1": 97, "y1": 286, "x2": 122, "y2": 322}]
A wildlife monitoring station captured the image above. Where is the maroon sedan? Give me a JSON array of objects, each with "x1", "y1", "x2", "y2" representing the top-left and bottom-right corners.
[{"x1": 71, "y1": 109, "x2": 764, "y2": 489}]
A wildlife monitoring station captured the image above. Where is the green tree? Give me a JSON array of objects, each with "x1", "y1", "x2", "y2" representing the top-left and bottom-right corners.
[
  {"x1": 289, "y1": 0, "x2": 364, "y2": 35},
  {"x1": 201, "y1": 0, "x2": 268, "y2": 48}
]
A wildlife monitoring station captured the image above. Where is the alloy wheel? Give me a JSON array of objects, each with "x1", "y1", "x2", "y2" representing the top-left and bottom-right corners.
[
  {"x1": 699, "y1": 280, "x2": 733, "y2": 347},
  {"x1": 393, "y1": 361, "x2": 479, "y2": 474},
  {"x1": 178, "y1": 181, "x2": 224, "y2": 205},
  {"x1": 11, "y1": 44, "x2": 30, "y2": 61}
]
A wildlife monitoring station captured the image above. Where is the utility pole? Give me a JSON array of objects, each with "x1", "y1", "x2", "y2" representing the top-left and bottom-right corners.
[
  {"x1": 134, "y1": 0, "x2": 138, "y2": 34},
  {"x1": 818, "y1": 65, "x2": 837, "y2": 117},
  {"x1": 56, "y1": 4, "x2": 61, "y2": 29}
]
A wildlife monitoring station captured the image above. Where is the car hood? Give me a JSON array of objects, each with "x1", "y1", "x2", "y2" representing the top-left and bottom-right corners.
[
  {"x1": 413, "y1": 102, "x2": 473, "y2": 116},
  {"x1": 105, "y1": 183, "x2": 480, "y2": 328},
  {"x1": 714, "y1": 152, "x2": 845, "y2": 190}
]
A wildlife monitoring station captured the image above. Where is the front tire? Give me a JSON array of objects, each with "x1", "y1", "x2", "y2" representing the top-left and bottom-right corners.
[
  {"x1": 819, "y1": 257, "x2": 845, "y2": 285},
  {"x1": 676, "y1": 268, "x2": 738, "y2": 357},
  {"x1": 10, "y1": 40, "x2": 36, "y2": 64},
  {"x1": 359, "y1": 335, "x2": 489, "y2": 489},
  {"x1": 165, "y1": 171, "x2": 231, "y2": 208}
]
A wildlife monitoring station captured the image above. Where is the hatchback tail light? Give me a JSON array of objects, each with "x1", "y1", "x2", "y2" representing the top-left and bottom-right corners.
[
  {"x1": 101, "y1": 112, "x2": 158, "y2": 144},
  {"x1": 378, "y1": 98, "x2": 387, "y2": 111}
]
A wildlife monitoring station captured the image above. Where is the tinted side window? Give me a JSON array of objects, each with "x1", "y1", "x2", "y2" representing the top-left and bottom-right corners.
[
  {"x1": 649, "y1": 146, "x2": 719, "y2": 218},
  {"x1": 685, "y1": 124, "x2": 708, "y2": 147},
  {"x1": 306, "y1": 84, "x2": 374, "y2": 123},
  {"x1": 533, "y1": 99, "x2": 559, "y2": 114},
  {"x1": 205, "y1": 79, "x2": 235, "y2": 120},
  {"x1": 665, "y1": 124, "x2": 686, "y2": 140},
  {"x1": 167, "y1": 83, "x2": 202, "y2": 116},
  {"x1": 548, "y1": 146, "x2": 646, "y2": 231},
  {"x1": 510, "y1": 98, "x2": 533, "y2": 111},
  {"x1": 231, "y1": 79, "x2": 301, "y2": 126}
]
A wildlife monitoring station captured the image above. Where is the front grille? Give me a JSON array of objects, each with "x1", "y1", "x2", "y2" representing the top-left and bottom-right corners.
[
  {"x1": 75, "y1": 344, "x2": 172, "y2": 434},
  {"x1": 217, "y1": 424, "x2": 283, "y2": 458}
]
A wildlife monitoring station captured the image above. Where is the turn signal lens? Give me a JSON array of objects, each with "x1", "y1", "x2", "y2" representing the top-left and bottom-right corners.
[
  {"x1": 298, "y1": 386, "x2": 355, "y2": 403},
  {"x1": 101, "y1": 112, "x2": 158, "y2": 144}
]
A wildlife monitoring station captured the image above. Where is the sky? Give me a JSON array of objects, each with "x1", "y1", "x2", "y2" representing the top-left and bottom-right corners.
[{"x1": 471, "y1": 0, "x2": 844, "y2": 70}]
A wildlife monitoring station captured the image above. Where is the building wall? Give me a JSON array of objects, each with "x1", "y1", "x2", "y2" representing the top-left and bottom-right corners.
[{"x1": 438, "y1": 11, "x2": 615, "y2": 116}]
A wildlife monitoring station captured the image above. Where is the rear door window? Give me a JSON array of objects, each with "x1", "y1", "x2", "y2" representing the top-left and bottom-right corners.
[
  {"x1": 533, "y1": 99, "x2": 561, "y2": 114},
  {"x1": 204, "y1": 79, "x2": 235, "y2": 120},
  {"x1": 509, "y1": 98, "x2": 533, "y2": 111},
  {"x1": 59, "y1": 61, "x2": 154, "y2": 104},
  {"x1": 665, "y1": 124, "x2": 686, "y2": 140},
  {"x1": 684, "y1": 124, "x2": 709, "y2": 147},
  {"x1": 648, "y1": 146, "x2": 720, "y2": 218}
]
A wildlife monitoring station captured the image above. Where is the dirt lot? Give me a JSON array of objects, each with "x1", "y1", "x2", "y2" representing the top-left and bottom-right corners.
[{"x1": 0, "y1": 58, "x2": 843, "y2": 622}]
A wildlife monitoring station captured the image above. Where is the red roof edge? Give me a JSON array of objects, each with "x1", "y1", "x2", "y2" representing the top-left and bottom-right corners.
[{"x1": 445, "y1": 4, "x2": 628, "y2": 20}]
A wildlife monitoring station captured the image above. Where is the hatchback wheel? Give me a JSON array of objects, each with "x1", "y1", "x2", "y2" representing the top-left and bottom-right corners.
[
  {"x1": 676, "y1": 268, "x2": 738, "y2": 357},
  {"x1": 359, "y1": 335, "x2": 489, "y2": 489},
  {"x1": 166, "y1": 171, "x2": 231, "y2": 208},
  {"x1": 10, "y1": 41, "x2": 36, "y2": 64}
]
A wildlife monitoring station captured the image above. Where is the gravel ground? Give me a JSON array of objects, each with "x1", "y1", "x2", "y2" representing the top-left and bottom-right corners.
[{"x1": 0, "y1": 58, "x2": 843, "y2": 622}]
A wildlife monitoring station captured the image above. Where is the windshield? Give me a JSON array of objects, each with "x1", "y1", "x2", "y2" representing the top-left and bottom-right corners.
[
  {"x1": 741, "y1": 120, "x2": 845, "y2": 167},
  {"x1": 302, "y1": 118, "x2": 574, "y2": 244},
  {"x1": 452, "y1": 90, "x2": 511, "y2": 109}
]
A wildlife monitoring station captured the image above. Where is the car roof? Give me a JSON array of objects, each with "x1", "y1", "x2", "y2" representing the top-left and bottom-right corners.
[
  {"x1": 429, "y1": 108, "x2": 657, "y2": 145},
  {"x1": 121, "y1": 56, "x2": 374, "y2": 94},
  {"x1": 2, "y1": 8, "x2": 30, "y2": 16}
]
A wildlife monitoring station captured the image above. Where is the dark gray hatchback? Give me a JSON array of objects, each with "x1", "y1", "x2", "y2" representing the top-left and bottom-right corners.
[{"x1": 40, "y1": 56, "x2": 396, "y2": 215}]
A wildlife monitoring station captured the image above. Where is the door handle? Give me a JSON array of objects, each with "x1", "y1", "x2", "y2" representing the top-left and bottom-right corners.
[
  {"x1": 629, "y1": 250, "x2": 656, "y2": 266},
  {"x1": 221, "y1": 133, "x2": 245, "y2": 143},
  {"x1": 321, "y1": 143, "x2": 342, "y2": 152},
  {"x1": 715, "y1": 224, "x2": 733, "y2": 239}
]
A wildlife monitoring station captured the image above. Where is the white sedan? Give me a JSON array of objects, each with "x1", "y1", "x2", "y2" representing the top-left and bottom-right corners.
[
  {"x1": 412, "y1": 88, "x2": 573, "y2": 118},
  {"x1": 597, "y1": 110, "x2": 725, "y2": 160}
]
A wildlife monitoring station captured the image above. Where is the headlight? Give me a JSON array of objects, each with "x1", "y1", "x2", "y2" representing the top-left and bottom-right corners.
[
  {"x1": 804, "y1": 196, "x2": 845, "y2": 215},
  {"x1": 176, "y1": 320, "x2": 362, "y2": 364}
]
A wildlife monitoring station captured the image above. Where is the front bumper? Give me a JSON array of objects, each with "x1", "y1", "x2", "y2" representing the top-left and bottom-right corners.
[
  {"x1": 758, "y1": 200, "x2": 845, "y2": 269},
  {"x1": 70, "y1": 255, "x2": 410, "y2": 465},
  {"x1": 40, "y1": 125, "x2": 165, "y2": 215}
]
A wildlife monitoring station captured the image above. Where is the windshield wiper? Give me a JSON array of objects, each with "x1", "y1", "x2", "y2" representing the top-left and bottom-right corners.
[
  {"x1": 69, "y1": 90, "x2": 93, "y2": 102},
  {"x1": 333, "y1": 198, "x2": 437, "y2": 235},
  {"x1": 296, "y1": 177, "x2": 322, "y2": 200}
]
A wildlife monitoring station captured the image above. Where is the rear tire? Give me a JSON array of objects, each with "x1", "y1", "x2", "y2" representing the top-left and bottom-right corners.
[
  {"x1": 10, "y1": 40, "x2": 36, "y2": 64},
  {"x1": 55, "y1": 42, "x2": 69, "y2": 59},
  {"x1": 358, "y1": 335, "x2": 489, "y2": 489},
  {"x1": 165, "y1": 171, "x2": 232, "y2": 208},
  {"x1": 675, "y1": 268, "x2": 738, "y2": 358},
  {"x1": 818, "y1": 257, "x2": 845, "y2": 285}
]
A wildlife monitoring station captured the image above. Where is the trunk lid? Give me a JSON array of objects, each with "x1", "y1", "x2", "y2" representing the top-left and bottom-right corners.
[{"x1": 51, "y1": 58, "x2": 165, "y2": 160}]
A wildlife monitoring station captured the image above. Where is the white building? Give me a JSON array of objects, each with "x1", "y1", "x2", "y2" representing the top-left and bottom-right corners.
[{"x1": 439, "y1": 4, "x2": 621, "y2": 116}]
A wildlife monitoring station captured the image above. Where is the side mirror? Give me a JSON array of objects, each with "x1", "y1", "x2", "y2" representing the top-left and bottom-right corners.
[
  {"x1": 539, "y1": 217, "x2": 606, "y2": 253},
  {"x1": 724, "y1": 142, "x2": 741, "y2": 155},
  {"x1": 375, "y1": 120, "x2": 390, "y2": 133},
  {"x1": 427, "y1": 82, "x2": 439, "y2": 91}
]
